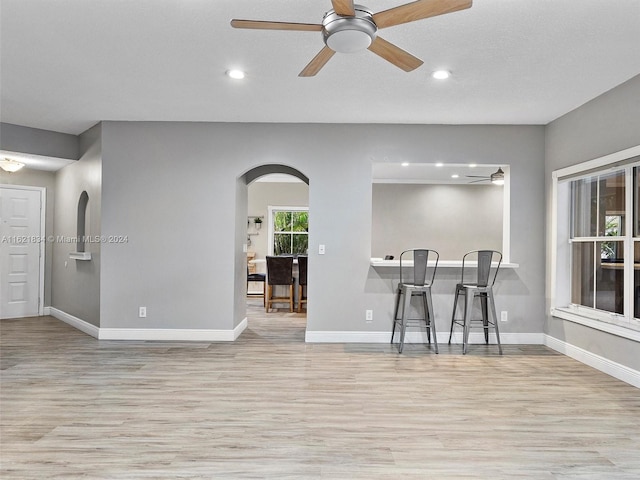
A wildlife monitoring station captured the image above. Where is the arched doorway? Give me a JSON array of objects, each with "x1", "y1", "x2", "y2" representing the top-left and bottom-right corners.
[{"x1": 237, "y1": 164, "x2": 310, "y2": 342}]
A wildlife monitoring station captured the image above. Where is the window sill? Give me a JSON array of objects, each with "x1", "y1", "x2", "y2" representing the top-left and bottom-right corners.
[{"x1": 551, "y1": 307, "x2": 640, "y2": 342}]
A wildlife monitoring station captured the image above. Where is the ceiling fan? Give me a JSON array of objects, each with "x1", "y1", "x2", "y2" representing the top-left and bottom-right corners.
[
  {"x1": 467, "y1": 167, "x2": 505, "y2": 185},
  {"x1": 230, "y1": 0, "x2": 472, "y2": 77}
]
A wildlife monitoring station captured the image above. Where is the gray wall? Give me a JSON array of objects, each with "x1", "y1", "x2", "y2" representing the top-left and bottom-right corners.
[
  {"x1": 0, "y1": 122, "x2": 79, "y2": 160},
  {"x1": 100, "y1": 122, "x2": 545, "y2": 337},
  {"x1": 545, "y1": 74, "x2": 640, "y2": 370},
  {"x1": 52, "y1": 124, "x2": 102, "y2": 326},
  {"x1": 372, "y1": 183, "x2": 503, "y2": 260},
  {"x1": 0, "y1": 168, "x2": 56, "y2": 307}
]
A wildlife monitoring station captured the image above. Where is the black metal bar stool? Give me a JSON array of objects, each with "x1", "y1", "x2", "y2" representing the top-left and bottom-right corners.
[
  {"x1": 448, "y1": 250, "x2": 503, "y2": 354},
  {"x1": 391, "y1": 248, "x2": 439, "y2": 354}
]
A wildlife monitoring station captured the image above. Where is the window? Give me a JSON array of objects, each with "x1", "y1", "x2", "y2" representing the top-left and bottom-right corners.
[
  {"x1": 268, "y1": 206, "x2": 308, "y2": 256},
  {"x1": 570, "y1": 171, "x2": 625, "y2": 314},
  {"x1": 551, "y1": 146, "x2": 640, "y2": 339}
]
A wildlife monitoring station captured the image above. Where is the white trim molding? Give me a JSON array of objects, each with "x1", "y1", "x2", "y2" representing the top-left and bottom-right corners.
[
  {"x1": 551, "y1": 307, "x2": 640, "y2": 342},
  {"x1": 49, "y1": 308, "x2": 247, "y2": 342},
  {"x1": 50, "y1": 307, "x2": 99, "y2": 339},
  {"x1": 545, "y1": 334, "x2": 640, "y2": 389},
  {"x1": 305, "y1": 330, "x2": 544, "y2": 344}
]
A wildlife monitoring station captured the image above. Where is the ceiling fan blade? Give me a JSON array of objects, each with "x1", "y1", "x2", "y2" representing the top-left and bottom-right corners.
[
  {"x1": 299, "y1": 46, "x2": 336, "y2": 77},
  {"x1": 230, "y1": 19, "x2": 322, "y2": 31},
  {"x1": 332, "y1": 0, "x2": 356, "y2": 16},
  {"x1": 367, "y1": 36, "x2": 423, "y2": 72},
  {"x1": 373, "y1": 0, "x2": 472, "y2": 29},
  {"x1": 466, "y1": 175, "x2": 490, "y2": 178},
  {"x1": 468, "y1": 178, "x2": 489, "y2": 183}
]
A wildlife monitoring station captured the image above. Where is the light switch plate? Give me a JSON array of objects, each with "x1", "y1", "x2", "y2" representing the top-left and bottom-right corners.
[{"x1": 319, "y1": 244, "x2": 325, "y2": 255}]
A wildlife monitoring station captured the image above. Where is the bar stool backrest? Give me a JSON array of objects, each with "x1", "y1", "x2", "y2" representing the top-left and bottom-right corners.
[
  {"x1": 461, "y1": 250, "x2": 502, "y2": 287},
  {"x1": 266, "y1": 256, "x2": 294, "y2": 286},
  {"x1": 297, "y1": 255, "x2": 308, "y2": 287},
  {"x1": 399, "y1": 249, "x2": 439, "y2": 287}
]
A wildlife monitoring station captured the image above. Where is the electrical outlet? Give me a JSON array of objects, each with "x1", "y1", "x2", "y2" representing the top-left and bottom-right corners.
[
  {"x1": 139, "y1": 306, "x2": 147, "y2": 318},
  {"x1": 501, "y1": 310, "x2": 508, "y2": 322},
  {"x1": 319, "y1": 244, "x2": 326, "y2": 255},
  {"x1": 365, "y1": 310, "x2": 373, "y2": 322}
]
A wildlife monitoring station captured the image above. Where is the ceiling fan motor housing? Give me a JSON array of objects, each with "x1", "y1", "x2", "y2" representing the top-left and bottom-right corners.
[{"x1": 322, "y1": 5, "x2": 377, "y2": 53}]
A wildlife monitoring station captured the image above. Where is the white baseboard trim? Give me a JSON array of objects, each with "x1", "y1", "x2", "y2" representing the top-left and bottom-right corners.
[
  {"x1": 49, "y1": 307, "x2": 99, "y2": 339},
  {"x1": 49, "y1": 308, "x2": 246, "y2": 342},
  {"x1": 98, "y1": 327, "x2": 239, "y2": 341},
  {"x1": 234, "y1": 317, "x2": 248, "y2": 340},
  {"x1": 43, "y1": 306, "x2": 51, "y2": 316},
  {"x1": 544, "y1": 335, "x2": 640, "y2": 389},
  {"x1": 305, "y1": 330, "x2": 544, "y2": 344}
]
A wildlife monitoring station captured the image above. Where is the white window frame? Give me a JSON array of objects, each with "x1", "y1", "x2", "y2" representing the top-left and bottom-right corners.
[
  {"x1": 267, "y1": 206, "x2": 309, "y2": 256},
  {"x1": 550, "y1": 145, "x2": 640, "y2": 341}
]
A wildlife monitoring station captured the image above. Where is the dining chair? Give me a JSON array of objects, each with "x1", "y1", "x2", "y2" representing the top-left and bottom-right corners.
[
  {"x1": 448, "y1": 250, "x2": 503, "y2": 354},
  {"x1": 391, "y1": 248, "x2": 439, "y2": 354},
  {"x1": 247, "y1": 267, "x2": 266, "y2": 307},
  {"x1": 297, "y1": 255, "x2": 308, "y2": 313},
  {"x1": 266, "y1": 256, "x2": 295, "y2": 312}
]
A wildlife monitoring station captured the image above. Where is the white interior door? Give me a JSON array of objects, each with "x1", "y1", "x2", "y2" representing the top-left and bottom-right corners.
[{"x1": 0, "y1": 187, "x2": 43, "y2": 319}]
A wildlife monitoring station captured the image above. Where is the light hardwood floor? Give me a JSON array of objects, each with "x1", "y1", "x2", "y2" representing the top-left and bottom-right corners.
[{"x1": 1, "y1": 301, "x2": 639, "y2": 479}]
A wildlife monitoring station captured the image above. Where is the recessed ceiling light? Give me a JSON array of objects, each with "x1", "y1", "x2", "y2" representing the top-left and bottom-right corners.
[
  {"x1": 432, "y1": 70, "x2": 450, "y2": 80},
  {"x1": 227, "y1": 69, "x2": 245, "y2": 80},
  {"x1": 469, "y1": 163, "x2": 477, "y2": 168},
  {"x1": 401, "y1": 162, "x2": 409, "y2": 167},
  {"x1": 435, "y1": 162, "x2": 444, "y2": 167},
  {"x1": 451, "y1": 174, "x2": 459, "y2": 179}
]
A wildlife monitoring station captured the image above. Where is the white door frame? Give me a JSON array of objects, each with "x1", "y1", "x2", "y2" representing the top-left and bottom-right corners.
[{"x1": 0, "y1": 184, "x2": 46, "y2": 317}]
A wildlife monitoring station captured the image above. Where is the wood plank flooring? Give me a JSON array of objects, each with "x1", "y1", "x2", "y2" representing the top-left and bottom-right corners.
[{"x1": 1, "y1": 301, "x2": 639, "y2": 479}]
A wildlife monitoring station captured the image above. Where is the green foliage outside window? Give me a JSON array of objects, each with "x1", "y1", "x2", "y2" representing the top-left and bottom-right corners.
[{"x1": 273, "y1": 210, "x2": 308, "y2": 255}]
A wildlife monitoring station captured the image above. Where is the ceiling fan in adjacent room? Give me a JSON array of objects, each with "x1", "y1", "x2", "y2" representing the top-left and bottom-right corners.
[
  {"x1": 467, "y1": 167, "x2": 505, "y2": 185},
  {"x1": 230, "y1": 0, "x2": 472, "y2": 77}
]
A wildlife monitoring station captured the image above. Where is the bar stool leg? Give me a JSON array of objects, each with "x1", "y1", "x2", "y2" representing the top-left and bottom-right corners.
[
  {"x1": 289, "y1": 285, "x2": 294, "y2": 313},
  {"x1": 391, "y1": 286, "x2": 402, "y2": 345},
  {"x1": 488, "y1": 289, "x2": 503, "y2": 355},
  {"x1": 422, "y1": 292, "x2": 431, "y2": 344},
  {"x1": 266, "y1": 284, "x2": 272, "y2": 312},
  {"x1": 481, "y1": 294, "x2": 489, "y2": 344},
  {"x1": 449, "y1": 287, "x2": 461, "y2": 344},
  {"x1": 398, "y1": 287, "x2": 412, "y2": 353},
  {"x1": 425, "y1": 289, "x2": 438, "y2": 354},
  {"x1": 463, "y1": 287, "x2": 474, "y2": 354}
]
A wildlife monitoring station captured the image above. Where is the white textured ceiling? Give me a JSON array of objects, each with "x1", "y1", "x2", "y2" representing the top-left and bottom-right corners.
[{"x1": 1, "y1": 0, "x2": 639, "y2": 135}]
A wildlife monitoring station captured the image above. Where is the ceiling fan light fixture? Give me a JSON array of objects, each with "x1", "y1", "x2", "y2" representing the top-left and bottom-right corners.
[
  {"x1": 322, "y1": 6, "x2": 376, "y2": 53},
  {"x1": 491, "y1": 167, "x2": 505, "y2": 185},
  {"x1": 0, "y1": 158, "x2": 25, "y2": 173}
]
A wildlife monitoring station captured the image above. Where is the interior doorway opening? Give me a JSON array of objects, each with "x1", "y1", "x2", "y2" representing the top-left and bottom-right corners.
[{"x1": 239, "y1": 164, "x2": 310, "y2": 342}]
